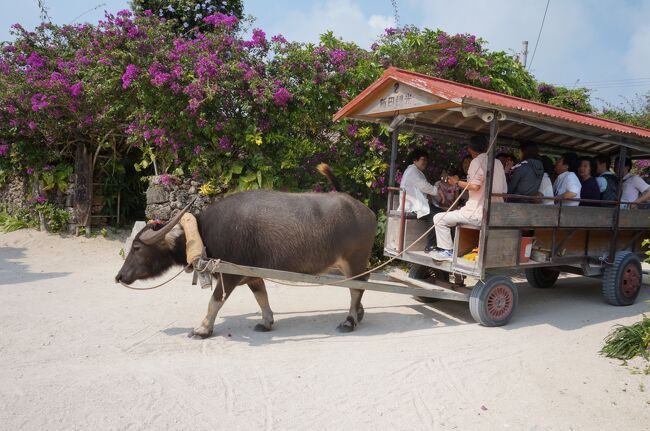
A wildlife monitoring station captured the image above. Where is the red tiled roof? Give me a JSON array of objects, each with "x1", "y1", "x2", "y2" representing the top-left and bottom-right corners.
[{"x1": 334, "y1": 67, "x2": 650, "y2": 140}]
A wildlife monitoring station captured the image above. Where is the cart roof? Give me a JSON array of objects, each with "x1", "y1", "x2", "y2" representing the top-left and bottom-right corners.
[{"x1": 334, "y1": 68, "x2": 650, "y2": 156}]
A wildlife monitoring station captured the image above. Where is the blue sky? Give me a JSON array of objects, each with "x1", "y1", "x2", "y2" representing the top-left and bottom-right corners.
[{"x1": 1, "y1": 0, "x2": 649, "y2": 109}]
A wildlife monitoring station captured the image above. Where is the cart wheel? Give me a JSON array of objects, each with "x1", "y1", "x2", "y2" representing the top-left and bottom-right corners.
[
  {"x1": 525, "y1": 267, "x2": 560, "y2": 289},
  {"x1": 409, "y1": 263, "x2": 440, "y2": 304},
  {"x1": 469, "y1": 276, "x2": 518, "y2": 327},
  {"x1": 602, "y1": 252, "x2": 642, "y2": 306}
]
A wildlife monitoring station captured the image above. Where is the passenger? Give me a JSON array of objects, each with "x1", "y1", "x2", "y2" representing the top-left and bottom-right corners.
[
  {"x1": 553, "y1": 152, "x2": 581, "y2": 206},
  {"x1": 496, "y1": 152, "x2": 515, "y2": 174},
  {"x1": 539, "y1": 155, "x2": 555, "y2": 205},
  {"x1": 431, "y1": 135, "x2": 508, "y2": 261},
  {"x1": 594, "y1": 155, "x2": 619, "y2": 207},
  {"x1": 577, "y1": 156, "x2": 600, "y2": 206},
  {"x1": 615, "y1": 157, "x2": 650, "y2": 208},
  {"x1": 433, "y1": 169, "x2": 459, "y2": 210},
  {"x1": 460, "y1": 154, "x2": 472, "y2": 179},
  {"x1": 398, "y1": 148, "x2": 442, "y2": 252},
  {"x1": 507, "y1": 141, "x2": 544, "y2": 202}
]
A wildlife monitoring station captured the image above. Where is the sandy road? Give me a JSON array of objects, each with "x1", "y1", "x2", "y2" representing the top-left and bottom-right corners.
[{"x1": 1, "y1": 229, "x2": 649, "y2": 430}]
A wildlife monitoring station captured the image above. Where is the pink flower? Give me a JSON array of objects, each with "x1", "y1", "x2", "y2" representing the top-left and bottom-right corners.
[
  {"x1": 121, "y1": 64, "x2": 139, "y2": 89},
  {"x1": 203, "y1": 13, "x2": 238, "y2": 29},
  {"x1": 218, "y1": 136, "x2": 232, "y2": 151},
  {"x1": 329, "y1": 49, "x2": 347, "y2": 65},
  {"x1": 251, "y1": 29, "x2": 266, "y2": 47},
  {"x1": 69, "y1": 82, "x2": 83, "y2": 97},
  {"x1": 273, "y1": 87, "x2": 292, "y2": 108},
  {"x1": 30, "y1": 93, "x2": 49, "y2": 111},
  {"x1": 159, "y1": 173, "x2": 172, "y2": 186},
  {"x1": 271, "y1": 34, "x2": 287, "y2": 43}
]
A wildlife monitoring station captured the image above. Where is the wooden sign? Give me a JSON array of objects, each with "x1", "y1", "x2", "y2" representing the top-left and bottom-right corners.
[{"x1": 357, "y1": 81, "x2": 454, "y2": 117}]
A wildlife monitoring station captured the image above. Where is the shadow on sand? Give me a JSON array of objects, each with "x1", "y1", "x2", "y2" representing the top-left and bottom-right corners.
[
  {"x1": 0, "y1": 246, "x2": 70, "y2": 285},
  {"x1": 162, "y1": 276, "x2": 650, "y2": 346}
]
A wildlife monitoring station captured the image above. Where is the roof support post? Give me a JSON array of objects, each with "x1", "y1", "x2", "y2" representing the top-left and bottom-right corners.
[
  {"x1": 609, "y1": 145, "x2": 627, "y2": 262},
  {"x1": 478, "y1": 113, "x2": 499, "y2": 279},
  {"x1": 388, "y1": 127, "x2": 399, "y2": 187}
]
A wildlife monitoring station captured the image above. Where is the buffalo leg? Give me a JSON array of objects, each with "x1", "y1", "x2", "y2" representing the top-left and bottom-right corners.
[
  {"x1": 189, "y1": 276, "x2": 235, "y2": 339},
  {"x1": 248, "y1": 278, "x2": 274, "y2": 332},
  {"x1": 336, "y1": 259, "x2": 367, "y2": 333}
]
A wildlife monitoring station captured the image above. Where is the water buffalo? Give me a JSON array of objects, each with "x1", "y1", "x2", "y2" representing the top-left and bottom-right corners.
[{"x1": 115, "y1": 165, "x2": 377, "y2": 338}]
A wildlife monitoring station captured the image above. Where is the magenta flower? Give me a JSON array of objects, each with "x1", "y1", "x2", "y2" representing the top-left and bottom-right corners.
[
  {"x1": 251, "y1": 29, "x2": 267, "y2": 47},
  {"x1": 121, "y1": 64, "x2": 139, "y2": 89},
  {"x1": 69, "y1": 82, "x2": 83, "y2": 97},
  {"x1": 0, "y1": 144, "x2": 9, "y2": 156},
  {"x1": 159, "y1": 173, "x2": 172, "y2": 186},
  {"x1": 203, "y1": 13, "x2": 238, "y2": 29},
  {"x1": 218, "y1": 136, "x2": 232, "y2": 151},
  {"x1": 329, "y1": 49, "x2": 347, "y2": 65},
  {"x1": 271, "y1": 34, "x2": 287, "y2": 43},
  {"x1": 30, "y1": 93, "x2": 49, "y2": 111},
  {"x1": 25, "y1": 52, "x2": 46, "y2": 69},
  {"x1": 35, "y1": 195, "x2": 47, "y2": 204},
  {"x1": 26, "y1": 167, "x2": 35, "y2": 175},
  {"x1": 273, "y1": 87, "x2": 292, "y2": 108}
]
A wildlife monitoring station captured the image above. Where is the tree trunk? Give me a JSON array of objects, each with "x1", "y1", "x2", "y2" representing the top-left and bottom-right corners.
[{"x1": 74, "y1": 143, "x2": 93, "y2": 234}]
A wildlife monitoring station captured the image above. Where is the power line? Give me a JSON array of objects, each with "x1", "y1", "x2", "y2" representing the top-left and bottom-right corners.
[
  {"x1": 527, "y1": 0, "x2": 550, "y2": 71},
  {"x1": 560, "y1": 78, "x2": 650, "y2": 86},
  {"x1": 70, "y1": 3, "x2": 106, "y2": 24}
]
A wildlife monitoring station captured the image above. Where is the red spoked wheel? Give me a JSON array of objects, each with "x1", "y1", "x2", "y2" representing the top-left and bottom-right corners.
[
  {"x1": 603, "y1": 252, "x2": 642, "y2": 306},
  {"x1": 470, "y1": 276, "x2": 518, "y2": 326}
]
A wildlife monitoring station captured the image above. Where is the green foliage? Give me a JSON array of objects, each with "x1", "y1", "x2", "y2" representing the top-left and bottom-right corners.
[
  {"x1": 0, "y1": 210, "x2": 33, "y2": 232},
  {"x1": 130, "y1": 0, "x2": 243, "y2": 33},
  {"x1": 601, "y1": 315, "x2": 650, "y2": 361},
  {"x1": 537, "y1": 83, "x2": 593, "y2": 113},
  {"x1": 34, "y1": 202, "x2": 70, "y2": 232},
  {"x1": 371, "y1": 27, "x2": 538, "y2": 99},
  {"x1": 41, "y1": 164, "x2": 73, "y2": 192},
  {"x1": 370, "y1": 209, "x2": 388, "y2": 265}
]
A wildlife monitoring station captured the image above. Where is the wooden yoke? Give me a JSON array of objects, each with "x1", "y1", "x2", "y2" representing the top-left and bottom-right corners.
[
  {"x1": 180, "y1": 213, "x2": 213, "y2": 290},
  {"x1": 180, "y1": 213, "x2": 204, "y2": 265}
]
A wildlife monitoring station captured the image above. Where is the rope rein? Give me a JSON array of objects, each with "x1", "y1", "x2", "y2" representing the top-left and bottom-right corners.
[
  {"x1": 119, "y1": 124, "x2": 499, "y2": 291},
  {"x1": 119, "y1": 266, "x2": 189, "y2": 290}
]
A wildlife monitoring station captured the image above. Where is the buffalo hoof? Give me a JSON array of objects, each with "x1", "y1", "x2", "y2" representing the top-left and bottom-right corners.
[
  {"x1": 357, "y1": 305, "x2": 365, "y2": 323},
  {"x1": 336, "y1": 316, "x2": 357, "y2": 333},
  {"x1": 254, "y1": 323, "x2": 272, "y2": 332},
  {"x1": 188, "y1": 326, "x2": 213, "y2": 339}
]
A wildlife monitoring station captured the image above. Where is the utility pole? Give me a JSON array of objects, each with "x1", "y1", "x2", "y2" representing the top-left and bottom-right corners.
[{"x1": 520, "y1": 41, "x2": 529, "y2": 68}]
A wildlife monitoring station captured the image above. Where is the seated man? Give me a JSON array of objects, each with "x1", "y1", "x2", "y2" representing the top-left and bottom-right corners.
[
  {"x1": 553, "y1": 152, "x2": 581, "y2": 206},
  {"x1": 594, "y1": 155, "x2": 618, "y2": 207},
  {"x1": 616, "y1": 157, "x2": 650, "y2": 208},
  {"x1": 398, "y1": 148, "x2": 442, "y2": 252},
  {"x1": 431, "y1": 135, "x2": 507, "y2": 261}
]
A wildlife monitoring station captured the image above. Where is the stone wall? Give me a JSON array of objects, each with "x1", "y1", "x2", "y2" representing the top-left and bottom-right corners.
[
  {"x1": 145, "y1": 177, "x2": 213, "y2": 220},
  {"x1": 0, "y1": 175, "x2": 30, "y2": 213}
]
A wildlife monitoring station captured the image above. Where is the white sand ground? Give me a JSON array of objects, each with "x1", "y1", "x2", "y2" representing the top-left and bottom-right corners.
[{"x1": 1, "y1": 228, "x2": 649, "y2": 431}]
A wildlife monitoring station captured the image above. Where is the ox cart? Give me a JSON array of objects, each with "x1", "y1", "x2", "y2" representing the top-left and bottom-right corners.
[{"x1": 204, "y1": 68, "x2": 650, "y2": 327}]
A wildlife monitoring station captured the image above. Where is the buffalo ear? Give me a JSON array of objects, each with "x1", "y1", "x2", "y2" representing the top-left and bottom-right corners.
[
  {"x1": 164, "y1": 224, "x2": 184, "y2": 248},
  {"x1": 139, "y1": 198, "x2": 196, "y2": 245}
]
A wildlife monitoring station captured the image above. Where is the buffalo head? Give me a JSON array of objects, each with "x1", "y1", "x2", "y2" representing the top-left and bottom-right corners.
[{"x1": 115, "y1": 200, "x2": 193, "y2": 285}]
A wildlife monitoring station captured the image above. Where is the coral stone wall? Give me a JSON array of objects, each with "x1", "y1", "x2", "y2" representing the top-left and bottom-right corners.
[{"x1": 145, "y1": 177, "x2": 212, "y2": 220}]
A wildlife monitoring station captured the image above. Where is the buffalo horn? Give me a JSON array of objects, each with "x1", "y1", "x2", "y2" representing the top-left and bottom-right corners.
[{"x1": 139, "y1": 198, "x2": 197, "y2": 245}]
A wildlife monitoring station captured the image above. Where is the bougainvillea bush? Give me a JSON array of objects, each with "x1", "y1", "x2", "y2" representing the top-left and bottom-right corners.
[{"x1": 0, "y1": 8, "x2": 610, "y2": 223}]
